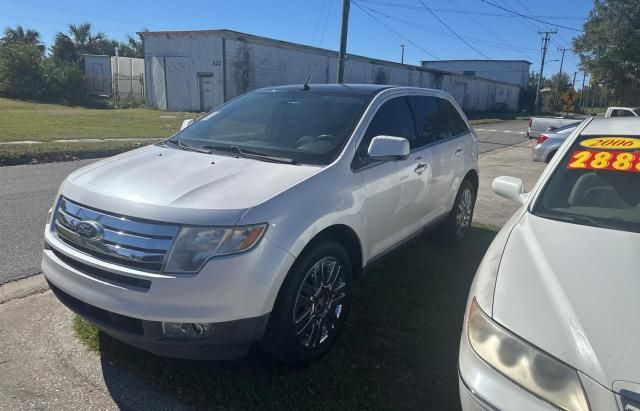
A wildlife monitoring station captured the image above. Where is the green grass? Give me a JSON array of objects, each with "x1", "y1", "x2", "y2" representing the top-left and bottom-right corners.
[
  {"x1": 73, "y1": 226, "x2": 497, "y2": 410},
  {"x1": 0, "y1": 98, "x2": 192, "y2": 143}
]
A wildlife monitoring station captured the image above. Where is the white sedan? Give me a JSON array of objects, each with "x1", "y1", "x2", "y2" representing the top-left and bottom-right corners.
[{"x1": 459, "y1": 117, "x2": 640, "y2": 410}]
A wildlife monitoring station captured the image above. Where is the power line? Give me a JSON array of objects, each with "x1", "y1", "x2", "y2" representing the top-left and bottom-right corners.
[
  {"x1": 5, "y1": 0, "x2": 144, "y2": 26},
  {"x1": 351, "y1": 0, "x2": 461, "y2": 70},
  {"x1": 415, "y1": 0, "x2": 492, "y2": 59},
  {"x1": 318, "y1": 0, "x2": 335, "y2": 47},
  {"x1": 357, "y1": 3, "x2": 538, "y2": 54},
  {"x1": 445, "y1": 0, "x2": 536, "y2": 61},
  {"x1": 356, "y1": 0, "x2": 587, "y2": 20},
  {"x1": 479, "y1": 0, "x2": 583, "y2": 32},
  {"x1": 311, "y1": 0, "x2": 330, "y2": 45}
]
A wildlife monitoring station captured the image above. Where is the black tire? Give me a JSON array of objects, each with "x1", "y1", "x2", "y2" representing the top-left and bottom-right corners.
[
  {"x1": 436, "y1": 179, "x2": 476, "y2": 245},
  {"x1": 260, "y1": 238, "x2": 353, "y2": 365},
  {"x1": 546, "y1": 150, "x2": 557, "y2": 163}
]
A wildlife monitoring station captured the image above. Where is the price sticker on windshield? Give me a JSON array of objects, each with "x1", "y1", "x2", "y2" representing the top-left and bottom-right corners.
[
  {"x1": 567, "y1": 150, "x2": 640, "y2": 173},
  {"x1": 580, "y1": 137, "x2": 640, "y2": 149}
]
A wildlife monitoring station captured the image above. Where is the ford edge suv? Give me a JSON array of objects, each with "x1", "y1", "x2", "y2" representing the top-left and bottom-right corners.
[{"x1": 43, "y1": 84, "x2": 479, "y2": 364}]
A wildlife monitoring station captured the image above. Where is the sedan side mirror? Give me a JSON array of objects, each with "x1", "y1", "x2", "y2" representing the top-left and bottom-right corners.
[
  {"x1": 180, "y1": 119, "x2": 195, "y2": 130},
  {"x1": 492, "y1": 176, "x2": 529, "y2": 203},
  {"x1": 368, "y1": 136, "x2": 410, "y2": 161}
]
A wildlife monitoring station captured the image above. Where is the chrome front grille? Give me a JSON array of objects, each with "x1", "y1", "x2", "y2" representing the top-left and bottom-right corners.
[{"x1": 52, "y1": 197, "x2": 179, "y2": 272}]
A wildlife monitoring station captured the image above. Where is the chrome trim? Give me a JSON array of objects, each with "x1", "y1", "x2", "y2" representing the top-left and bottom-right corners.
[{"x1": 52, "y1": 197, "x2": 179, "y2": 272}]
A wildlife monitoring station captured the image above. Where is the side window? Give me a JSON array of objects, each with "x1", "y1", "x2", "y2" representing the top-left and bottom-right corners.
[
  {"x1": 353, "y1": 97, "x2": 416, "y2": 169},
  {"x1": 408, "y1": 96, "x2": 448, "y2": 147},
  {"x1": 613, "y1": 109, "x2": 633, "y2": 117},
  {"x1": 438, "y1": 99, "x2": 470, "y2": 137}
]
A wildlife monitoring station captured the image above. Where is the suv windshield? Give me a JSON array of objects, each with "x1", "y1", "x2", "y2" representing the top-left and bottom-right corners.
[
  {"x1": 532, "y1": 134, "x2": 640, "y2": 233},
  {"x1": 169, "y1": 90, "x2": 370, "y2": 165}
]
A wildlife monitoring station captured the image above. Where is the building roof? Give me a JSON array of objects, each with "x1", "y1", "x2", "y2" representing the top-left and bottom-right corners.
[{"x1": 421, "y1": 59, "x2": 532, "y2": 65}]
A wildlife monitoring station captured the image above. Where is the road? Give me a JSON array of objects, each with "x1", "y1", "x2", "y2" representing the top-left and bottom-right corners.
[{"x1": 0, "y1": 120, "x2": 529, "y2": 284}]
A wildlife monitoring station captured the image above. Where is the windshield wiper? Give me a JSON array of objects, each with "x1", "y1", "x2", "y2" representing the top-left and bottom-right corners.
[
  {"x1": 535, "y1": 211, "x2": 607, "y2": 229},
  {"x1": 202, "y1": 144, "x2": 297, "y2": 164},
  {"x1": 164, "y1": 139, "x2": 213, "y2": 154}
]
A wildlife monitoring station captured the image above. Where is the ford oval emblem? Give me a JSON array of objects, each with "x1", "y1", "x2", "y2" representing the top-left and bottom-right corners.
[{"x1": 75, "y1": 221, "x2": 104, "y2": 240}]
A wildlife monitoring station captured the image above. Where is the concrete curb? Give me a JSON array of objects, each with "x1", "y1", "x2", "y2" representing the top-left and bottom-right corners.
[{"x1": 0, "y1": 274, "x2": 49, "y2": 304}]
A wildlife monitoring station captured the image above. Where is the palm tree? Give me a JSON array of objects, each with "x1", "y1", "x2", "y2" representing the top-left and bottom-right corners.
[
  {"x1": 51, "y1": 23, "x2": 109, "y2": 62},
  {"x1": 118, "y1": 33, "x2": 145, "y2": 58},
  {"x1": 1, "y1": 25, "x2": 45, "y2": 53}
]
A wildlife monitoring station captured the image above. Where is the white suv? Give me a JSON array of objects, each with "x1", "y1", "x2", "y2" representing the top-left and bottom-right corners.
[{"x1": 42, "y1": 84, "x2": 479, "y2": 364}]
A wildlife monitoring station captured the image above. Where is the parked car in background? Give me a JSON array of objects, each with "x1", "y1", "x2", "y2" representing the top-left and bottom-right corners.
[
  {"x1": 532, "y1": 121, "x2": 581, "y2": 163},
  {"x1": 42, "y1": 84, "x2": 479, "y2": 365},
  {"x1": 459, "y1": 117, "x2": 640, "y2": 410},
  {"x1": 527, "y1": 106, "x2": 639, "y2": 139},
  {"x1": 527, "y1": 115, "x2": 586, "y2": 139},
  {"x1": 605, "y1": 106, "x2": 640, "y2": 118}
]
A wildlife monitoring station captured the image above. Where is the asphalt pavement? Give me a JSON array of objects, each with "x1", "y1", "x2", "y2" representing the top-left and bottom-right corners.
[
  {"x1": 0, "y1": 120, "x2": 530, "y2": 284},
  {"x1": 0, "y1": 160, "x2": 95, "y2": 284}
]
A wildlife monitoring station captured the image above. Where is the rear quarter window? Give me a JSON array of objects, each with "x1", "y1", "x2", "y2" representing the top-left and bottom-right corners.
[{"x1": 438, "y1": 99, "x2": 469, "y2": 137}]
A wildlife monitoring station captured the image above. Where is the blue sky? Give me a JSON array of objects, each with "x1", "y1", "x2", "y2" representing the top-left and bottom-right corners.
[{"x1": 1, "y1": 0, "x2": 592, "y2": 82}]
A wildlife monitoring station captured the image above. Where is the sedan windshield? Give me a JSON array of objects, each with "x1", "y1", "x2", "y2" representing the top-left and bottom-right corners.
[
  {"x1": 533, "y1": 135, "x2": 640, "y2": 233},
  {"x1": 169, "y1": 90, "x2": 369, "y2": 165}
]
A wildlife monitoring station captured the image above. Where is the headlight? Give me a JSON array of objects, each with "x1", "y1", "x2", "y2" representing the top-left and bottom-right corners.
[
  {"x1": 467, "y1": 299, "x2": 589, "y2": 411},
  {"x1": 165, "y1": 224, "x2": 267, "y2": 273}
]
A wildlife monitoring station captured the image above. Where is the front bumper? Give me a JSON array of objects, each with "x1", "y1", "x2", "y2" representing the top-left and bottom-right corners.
[
  {"x1": 42, "y1": 225, "x2": 296, "y2": 359},
  {"x1": 49, "y1": 280, "x2": 268, "y2": 360}
]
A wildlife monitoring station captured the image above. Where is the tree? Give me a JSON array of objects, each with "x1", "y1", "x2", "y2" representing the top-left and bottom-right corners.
[
  {"x1": 0, "y1": 43, "x2": 45, "y2": 98},
  {"x1": 573, "y1": 0, "x2": 640, "y2": 105},
  {"x1": 51, "y1": 23, "x2": 109, "y2": 62},
  {"x1": 1, "y1": 25, "x2": 44, "y2": 53},
  {"x1": 118, "y1": 33, "x2": 145, "y2": 58}
]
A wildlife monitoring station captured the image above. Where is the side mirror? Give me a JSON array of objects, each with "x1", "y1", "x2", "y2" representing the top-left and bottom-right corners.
[
  {"x1": 367, "y1": 136, "x2": 410, "y2": 161},
  {"x1": 492, "y1": 176, "x2": 528, "y2": 203},
  {"x1": 180, "y1": 119, "x2": 195, "y2": 130}
]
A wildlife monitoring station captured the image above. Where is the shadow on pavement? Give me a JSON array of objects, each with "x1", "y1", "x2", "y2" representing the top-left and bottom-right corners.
[{"x1": 96, "y1": 226, "x2": 498, "y2": 410}]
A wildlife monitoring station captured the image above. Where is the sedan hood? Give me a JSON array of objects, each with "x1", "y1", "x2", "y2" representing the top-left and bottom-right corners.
[
  {"x1": 61, "y1": 145, "x2": 320, "y2": 225},
  {"x1": 493, "y1": 213, "x2": 640, "y2": 391}
]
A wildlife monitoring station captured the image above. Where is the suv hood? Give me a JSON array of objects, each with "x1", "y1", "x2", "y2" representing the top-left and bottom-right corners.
[
  {"x1": 61, "y1": 145, "x2": 320, "y2": 225},
  {"x1": 493, "y1": 213, "x2": 640, "y2": 392}
]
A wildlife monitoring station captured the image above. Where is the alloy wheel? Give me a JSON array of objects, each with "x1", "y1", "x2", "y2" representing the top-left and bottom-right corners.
[
  {"x1": 456, "y1": 187, "x2": 473, "y2": 237},
  {"x1": 293, "y1": 257, "x2": 346, "y2": 349}
]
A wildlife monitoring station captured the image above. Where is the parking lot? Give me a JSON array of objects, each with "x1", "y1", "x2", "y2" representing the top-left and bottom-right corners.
[{"x1": 0, "y1": 121, "x2": 546, "y2": 409}]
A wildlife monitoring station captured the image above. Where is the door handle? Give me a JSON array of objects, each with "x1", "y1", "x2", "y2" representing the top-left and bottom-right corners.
[
  {"x1": 455, "y1": 148, "x2": 463, "y2": 156},
  {"x1": 414, "y1": 162, "x2": 427, "y2": 174}
]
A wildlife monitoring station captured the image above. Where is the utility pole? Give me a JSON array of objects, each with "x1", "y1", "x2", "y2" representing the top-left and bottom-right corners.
[
  {"x1": 580, "y1": 72, "x2": 586, "y2": 110},
  {"x1": 400, "y1": 44, "x2": 405, "y2": 64},
  {"x1": 572, "y1": 71, "x2": 577, "y2": 88},
  {"x1": 534, "y1": 30, "x2": 556, "y2": 114},
  {"x1": 554, "y1": 47, "x2": 569, "y2": 106},
  {"x1": 336, "y1": 0, "x2": 350, "y2": 83},
  {"x1": 584, "y1": 75, "x2": 591, "y2": 110}
]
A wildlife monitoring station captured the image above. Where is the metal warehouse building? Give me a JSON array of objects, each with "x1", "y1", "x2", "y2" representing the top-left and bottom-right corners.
[
  {"x1": 421, "y1": 59, "x2": 531, "y2": 89},
  {"x1": 140, "y1": 29, "x2": 523, "y2": 113}
]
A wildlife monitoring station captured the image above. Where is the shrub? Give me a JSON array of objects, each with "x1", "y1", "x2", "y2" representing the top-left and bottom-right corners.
[
  {"x1": 0, "y1": 43, "x2": 45, "y2": 99},
  {"x1": 42, "y1": 59, "x2": 85, "y2": 104}
]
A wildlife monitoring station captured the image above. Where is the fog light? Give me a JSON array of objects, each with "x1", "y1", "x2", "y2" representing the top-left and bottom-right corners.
[{"x1": 161, "y1": 322, "x2": 213, "y2": 339}]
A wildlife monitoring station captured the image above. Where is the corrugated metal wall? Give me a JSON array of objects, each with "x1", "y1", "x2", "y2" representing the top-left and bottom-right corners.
[{"x1": 143, "y1": 31, "x2": 522, "y2": 113}]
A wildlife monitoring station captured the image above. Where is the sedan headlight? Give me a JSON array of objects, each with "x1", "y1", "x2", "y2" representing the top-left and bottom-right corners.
[
  {"x1": 165, "y1": 224, "x2": 267, "y2": 273},
  {"x1": 467, "y1": 298, "x2": 589, "y2": 411}
]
